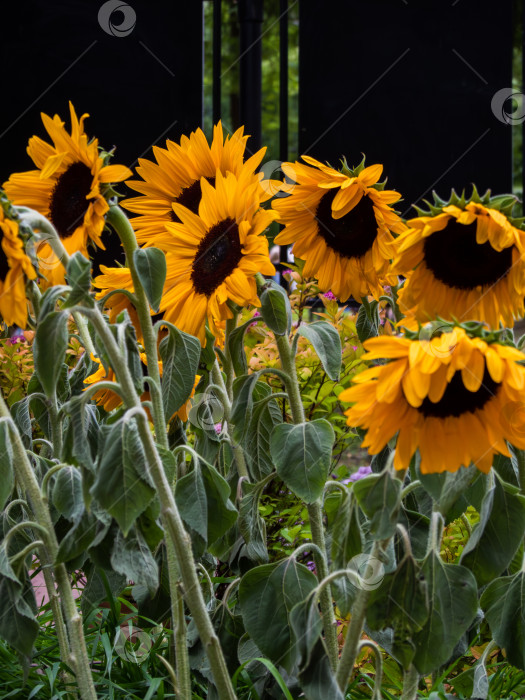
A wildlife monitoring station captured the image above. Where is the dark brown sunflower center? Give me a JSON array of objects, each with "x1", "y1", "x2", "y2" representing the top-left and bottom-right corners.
[
  {"x1": 171, "y1": 177, "x2": 216, "y2": 223},
  {"x1": 49, "y1": 161, "x2": 93, "y2": 240},
  {"x1": 416, "y1": 366, "x2": 498, "y2": 418},
  {"x1": 423, "y1": 218, "x2": 513, "y2": 290},
  {"x1": 315, "y1": 189, "x2": 378, "y2": 259},
  {"x1": 191, "y1": 217, "x2": 242, "y2": 297},
  {"x1": 0, "y1": 235, "x2": 9, "y2": 281}
]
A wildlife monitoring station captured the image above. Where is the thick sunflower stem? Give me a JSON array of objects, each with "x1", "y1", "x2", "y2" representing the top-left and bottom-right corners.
[
  {"x1": 83, "y1": 306, "x2": 237, "y2": 700},
  {"x1": 0, "y1": 394, "x2": 97, "y2": 700},
  {"x1": 73, "y1": 312, "x2": 97, "y2": 359},
  {"x1": 401, "y1": 664, "x2": 420, "y2": 700},
  {"x1": 515, "y1": 448, "x2": 525, "y2": 495},
  {"x1": 106, "y1": 204, "x2": 168, "y2": 450},
  {"x1": 165, "y1": 539, "x2": 191, "y2": 699},
  {"x1": 224, "y1": 315, "x2": 238, "y2": 400},
  {"x1": 336, "y1": 539, "x2": 381, "y2": 692},
  {"x1": 275, "y1": 333, "x2": 339, "y2": 671}
]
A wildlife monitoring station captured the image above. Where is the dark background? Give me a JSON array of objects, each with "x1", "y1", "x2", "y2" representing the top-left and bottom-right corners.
[{"x1": 0, "y1": 0, "x2": 518, "y2": 211}]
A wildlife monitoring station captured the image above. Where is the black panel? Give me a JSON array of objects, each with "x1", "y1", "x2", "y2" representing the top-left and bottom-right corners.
[
  {"x1": 299, "y1": 0, "x2": 513, "y2": 213},
  {"x1": 0, "y1": 0, "x2": 203, "y2": 181}
]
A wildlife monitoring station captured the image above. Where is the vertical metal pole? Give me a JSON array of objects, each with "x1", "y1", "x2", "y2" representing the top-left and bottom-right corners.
[
  {"x1": 279, "y1": 0, "x2": 289, "y2": 163},
  {"x1": 213, "y1": 0, "x2": 222, "y2": 125},
  {"x1": 238, "y1": 0, "x2": 263, "y2": 150}
]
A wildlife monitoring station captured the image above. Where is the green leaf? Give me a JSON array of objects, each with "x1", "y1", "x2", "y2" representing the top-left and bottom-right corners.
[
  {"x1": 366, "y1": 553, "x2": 429, "y2": 669},
  {"x1": 80, "y1": 565, "x2": 127, "y2": 618},
  {"x1": 353, "y1": 471, "x2": 402, "y2": 540},
  {"x1": 175, "y1": 460, "x2": 237, "y2": 555},
  {"x1": 0, "y1": 422, "x2": 14, "y2": 511},
  {"x1": 56, "y1": 510, "x2": 103, "y2": 565},
  {"x1": 241, "y1": 385, "x2": 282, "y2": 481},
  {"x1": 52, "y1": 465, "x2": 84, "y2": 521},
  {"x1": 231, "y1": 374, "x2": 265, "y2": 441},
  {"x1": 297, "y1": 321, "x2": 342, "y2": 380},
  {"x1": 330, "y1": 492, "x2": 362, "y2": 570},
  {"x1": 238, "y1": 481, "x2": 268, "y2": 564},
  {"x1": 10, "y1": 398, "x2": 32, "y2": 450},
  {"x1": 159, "y1": 322, "x2": 201, "y2": 420},
  {"x1": 239, "y1": 558, "x2": 317, "y2": 672},
  {"x1": 0, "y1": 574, "x2": 38, "y2": 658},
  {"x1": 356, "y1": 302, "x2": 380, "y2": 343},
  {"x1": 481, "y1": 572, "x2": 525, "y2": 670},
  {"x1": 289, "y1": 597, "x2": 322, "y2": 668},
  {"x1": 33, "y1": 311, "x2": 68, "y2": 396},
  {"x1": 64, "y1": 252, "x2": 93, "y2": 307},
  {"x1": 259, "y1": 279, "x2": 292, "y2": 335},
  {"x1": 133, "y1": 247, "x2": 167, "y2": 312},
  {"x1": 412, "y1": 552, "x2": 478, "y2": 675},
  {"x1": 297, "y1": 638, "x2": 344, "y2": 700},
  {"x1": 91, "y1": 419, "x2": 155, "y2": 536},
  {"x1": 110, "y1": 526, "x2": 159, "y2": 597},
  {"x1": 270, "y1": 419, "x2": 334, "y2": 503},
  {"x1": 227, "y1": 317, "x2": 255, "y2": 376},
  {"x1": 460, "y1": 474, "x2": 525, "y2": 586}
]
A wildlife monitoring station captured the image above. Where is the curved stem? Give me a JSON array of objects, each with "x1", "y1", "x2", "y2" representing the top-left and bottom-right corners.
[
  {"x1": 358, "y1": 640, "x2": 383, "y2": 700},
  {"x1": 224, "y1": 314, "x2": 238, "y2": 400},
  {"x1": 401, "y1": 664, "x2": 420, "y2": 700}
]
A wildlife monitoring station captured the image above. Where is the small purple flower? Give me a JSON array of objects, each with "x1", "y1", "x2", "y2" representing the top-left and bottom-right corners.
[
  {"x1": 352, "y1": 345, "x2": 358, "y2": 351},
  {"x1": 342, "y1": 465, "x2": 373, "y2": 485},
  {"x1": 323, "y1": 291, "x2": 337, "y2": 301},
  {"x1": 8, "y1": 328, "x2": 25, "y2": 345},
  {"x1": 306, "y1": 560, "x2": 316, "y2": 573},
  {"x1": 214, "y1": 423, "x2": 222, "y2": 435},
  {"x1": 283, "y1": 269, "x2": 293, "y2": 276}
]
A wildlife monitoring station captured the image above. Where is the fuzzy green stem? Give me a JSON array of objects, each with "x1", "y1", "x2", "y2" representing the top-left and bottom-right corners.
[
  {"x1": 336, "y1": 540, "x2": 381, "y2": 692},
  {"x1": 516, "y1": 448, "x2": 525, "y2": 495},
  {"x1": 166, "y1": 540, "x2": 191, "y2": 699},
  {"x1": 224, "y1": 315, "x2": 238, "y2": 399},
  {"x1": 106, "y1": 204, "x2": 168, "y2": 450},
  {"x1": 275, "y1": 332, "x2": 338, "y2": 671},
  {"x1": 48, "y1": 392, "x2": 63, "y2": 459},
  {"x1": 0, "y1": 394, "x2": 96, "y2": 700},
  {"x1": 81, "y1": 306, "x2": 237, "y2": 699},
  {"x1": 401, "y1": 664, "x2": 420, "y2": 700}
]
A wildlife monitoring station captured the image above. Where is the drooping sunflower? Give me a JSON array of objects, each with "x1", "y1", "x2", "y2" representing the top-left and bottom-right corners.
[
  {"x1": 0, "y1": 206, "x2": 37, "y2": 328},
  {"x1": 154, "y1": 170, "x2": 276, "y2": 345},
  {"x1": 340, "y1": 325, "x2": 525, "y2": 474},
  {"x1": 272, "y1": 156, "x2": 406, "y2": 301},
  {"x1": 391, "y1": 191, "x2": 525, "y2": 328},
  {"x1": 123, "y1": 122, "x2": 271, "y2": 247},
  {"x1": 3, "y1": 102, "x2": 132, "y2": 286},
  {"x1": 84, "y1": 353, "x2": 199, "y2": 420}
]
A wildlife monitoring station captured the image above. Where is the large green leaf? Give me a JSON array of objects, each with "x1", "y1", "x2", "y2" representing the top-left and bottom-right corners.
[
  {"x1": 159, "y1": 322, "x2": 201, "y2": 420},
  {"x1": 0, "y1": 574, "x2": 38, "y2": 658},
  {"x1": 33, "y1": 310, "x2": 68, "y2": 396},
  {"x1": 297, "y1": 321, "x2": 341, "y2": 380},
  {"x1": 240, "y1": 385, "x2": 282, "y2": 481},
  {"x1": 238, "y1": 481, "x2": 269, "y2": 564},
  {"x1": 412, "y1": 552, "x2": 478, "y2": 675},
  {"x1": 227, "y1": 317, "x2": 255, "y2": 376},
  {"x1": 460, "y1": 475, "x2": 525, "y2": 586},
  {"x1": 133, "y1": 247, "x2": 166, "y2": 312},
  {"x1": 91, "y1": 420, "x2": 155, "y2": 535},
  {"x1": 481, "y1": 572, "x2": 525, "y2": 670},
  {"x1": 270, "y1": 419, "x2": 334, "y2": 503},
  {"x1": 239, "y1": 558, "x2": 317, "y2": 672},
  {"x1": 353, "y1": 470, "x2": 402, "y2": 540},
  {"x1": 356, "y1": 301, "x2": 380, "y2": 343},
  {"x1": 259, "y1": 279, "x2": 292, "y2": 336},
  {"x1": 52, "y1": 465, "x2": 84, "y2": 521},
  {"x1": 63, "y1": 252, "x2": 93, "y2": 307},
  {"x1": 110, "y1": 526, "x2": 159, "y2": 597}
]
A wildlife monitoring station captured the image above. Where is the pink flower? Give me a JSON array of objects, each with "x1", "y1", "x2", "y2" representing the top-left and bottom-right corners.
[
  {"x1": 342, "y1": 465, "x2": 373, "y2": 484},
  {"x1": 323, "y1": 291, "x2": 337, "y2": 301}
]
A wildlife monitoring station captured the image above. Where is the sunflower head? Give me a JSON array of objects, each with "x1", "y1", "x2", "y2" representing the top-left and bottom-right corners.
[
  {"x1": 155, "y1": 170, "x2": 276, "y2": 344},
  {"x1": 123, "y1": 121, "x2": 273, "y2": 247},
  {"x1": 3, "y1": 102, "x2": 132, "y2": 287},
  {"x1": 340, "y1": 324, "x2": 525, "y2": 474},
  {"x1": 0, "y1": 195, "x2": 37, "y2": 328},
  {"x1": 391, "y1": 187, "x2": 525, "y2": 329},
  {"x1": 272, "y1": 154, "x2": 406, "y2": 302}
]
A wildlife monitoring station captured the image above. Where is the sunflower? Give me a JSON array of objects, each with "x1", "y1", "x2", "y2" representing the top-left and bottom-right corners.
[
  {"x1": 339, "y1": 326, "x2": 525, "y2": 474},
  {"x1": 391, "y1": 192, "x2": 525, "y2": 328},
  {"x1": 272, "y1": 156, "x2": 406, "y2": 301},
  {"x1": 3, "y1": 102, "x2": 132, "y2": 286},
  {"x1": 155, "y1": 170, "x2": 276, "y2": 345},
  {"x1": 0, "y1": 207, "x2": 37, "y2": 328},
  {"x1": 123, "y1": 121, "x2": 271, "y2": 247},
  {"x1": 84, "y1": 353, "x2": 199, "y2": 420},
  {"x1": 93, "y1": 264, "x2": 142, "y2": 337}
]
